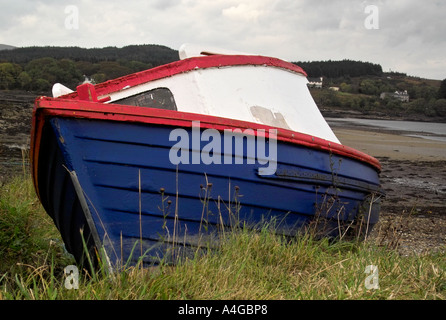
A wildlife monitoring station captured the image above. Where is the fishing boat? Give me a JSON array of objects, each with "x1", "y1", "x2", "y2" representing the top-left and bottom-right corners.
[{"x1": 30, "y1": 44, "x2": 384, "y2": 269}]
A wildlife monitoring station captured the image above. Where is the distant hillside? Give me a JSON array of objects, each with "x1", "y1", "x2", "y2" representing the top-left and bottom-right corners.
[
  {"x1": 0, "y1": 44, "x2": 178, "y2": 66},
  {"x1": 0, "y1": 44, "x2": 16, "y2": 51},
  {"x1": 0, "y1": 44, "x2": 444, "y2": 121},
  {"x1": 286, "y1": 59, "x2": 446, "y2": 121},
  {"x1": 0, "y1": 44, "x2": 179, "y2": 92},
  {"x1": 309, "y1": 73, "x2": 445, "y2": 121},
  {"x1": 293, "y1": 59, "x2": 383, "y2": 78}
]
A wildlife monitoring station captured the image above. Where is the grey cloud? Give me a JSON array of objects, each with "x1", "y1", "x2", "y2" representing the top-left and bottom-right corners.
[{"x1": 0, "y1": 0, "x2": 444, "y2": 79}]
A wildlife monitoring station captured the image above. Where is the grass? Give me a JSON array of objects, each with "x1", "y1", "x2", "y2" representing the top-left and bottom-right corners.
[{"x1": 0, "y1": 173, "x2": 445, "y2": 300}]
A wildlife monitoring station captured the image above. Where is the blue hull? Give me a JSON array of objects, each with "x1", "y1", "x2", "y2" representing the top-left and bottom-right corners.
[{"x1": 37, "y1": 117, "x2": 382, "y2": 267}]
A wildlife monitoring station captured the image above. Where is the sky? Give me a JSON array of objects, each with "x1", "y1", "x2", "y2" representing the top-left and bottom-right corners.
[{"x1": 0, "y1": 0, "x2": 445, "y2": 80}]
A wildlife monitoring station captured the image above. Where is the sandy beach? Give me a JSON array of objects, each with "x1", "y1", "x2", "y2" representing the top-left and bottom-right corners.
[
  {"x1": 331, "y1": 125, "x2": 446, "y2": 255},
  {"x1": 334, "y1": 128, "x2": 446, "y2": 161}
]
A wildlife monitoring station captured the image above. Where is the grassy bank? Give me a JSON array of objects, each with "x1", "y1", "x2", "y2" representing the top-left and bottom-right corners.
[{"x1": 0, "y1": 174, "x2": 445, "y2": 300}]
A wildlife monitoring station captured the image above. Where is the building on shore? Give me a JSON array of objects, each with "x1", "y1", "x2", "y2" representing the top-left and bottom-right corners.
[
  {"x1": 380, "y1": 90, "x2": 410, "y2": 102},
  {"x1": 307, "y1": 77, "x2": 323, "y2": 89}
]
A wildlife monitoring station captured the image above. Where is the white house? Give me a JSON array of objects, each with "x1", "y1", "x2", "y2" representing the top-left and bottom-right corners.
[
  {"x1": 307, "y1": 77, "x2": 323, "y2": 89},
  {"x1": 380, "y1": 90, "x2": 409, "y2": 102}
]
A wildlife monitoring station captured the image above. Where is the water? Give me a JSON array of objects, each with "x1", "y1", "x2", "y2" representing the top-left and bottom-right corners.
[{"x1": 326, "y1": 118, "x2": 446, "y2": 142}]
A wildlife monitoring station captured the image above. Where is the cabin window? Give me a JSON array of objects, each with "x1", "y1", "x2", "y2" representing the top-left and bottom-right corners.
[{"x1": 114, "y1": 87, "x2": 177, "y2": 111}]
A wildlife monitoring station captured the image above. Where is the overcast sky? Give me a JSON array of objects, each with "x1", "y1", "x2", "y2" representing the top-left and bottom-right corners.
[{"x1": 0, "y1": 0, "x2": 444, "y2": 80}]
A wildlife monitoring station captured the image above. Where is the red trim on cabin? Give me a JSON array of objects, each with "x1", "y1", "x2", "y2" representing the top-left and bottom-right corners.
[
  {"x1": 30, "y1": 97, "x2": 382, "y2": 174},
  {"x1": 76, "y1": 83, "x2": 111, "y2": 102},
  {"x1": 61, "y1": 55, "x2": 308, "y2": 101}
]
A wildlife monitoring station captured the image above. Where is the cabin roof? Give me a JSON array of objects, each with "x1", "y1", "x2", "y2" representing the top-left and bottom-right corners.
[{"x1": 60, "y1": 55, "x2": 307, "y2": 101}]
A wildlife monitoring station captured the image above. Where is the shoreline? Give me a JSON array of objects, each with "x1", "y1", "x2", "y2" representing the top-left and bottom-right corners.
[
  {"x1": 321, "y1": 109, "x2": 446, "y2": 124},
  {"x1": 331, "y1": 124, "x2": 445, "y2": 255},
  {"x1": 331, "y1": 124, "x2": 446, "y2": 210},
  {"x1": 332, "y1": 127, "x2": 446, "y2": 162}
]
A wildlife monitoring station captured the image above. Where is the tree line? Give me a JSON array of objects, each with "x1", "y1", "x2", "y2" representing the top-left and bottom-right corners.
[
  {"x1": 0, "y1": 44, "x2": 178, "y2": 66},
  {"x1": 293, "y1": 59, "x2": 384, "y2": 78},
  {"x1": 0, "y1": 46, "x2": 387, "y2": 93}
]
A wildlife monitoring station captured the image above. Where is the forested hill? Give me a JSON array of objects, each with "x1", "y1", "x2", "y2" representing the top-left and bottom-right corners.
[
  {"x1": 0, "y1": 45, "x2": 179, "y2": 92},
  {"x1": 0, "y1": 44, "x2": 385, "y2": 78},
  {"x1": 0, "y1": 44, "x2": 178, "y2": 65},
  {"x1": 293, "y1": 60, "x2": 384, "y2": 78},
  {"x1": 0, "y1": 44, "x2": 435, "y2": 98}
]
